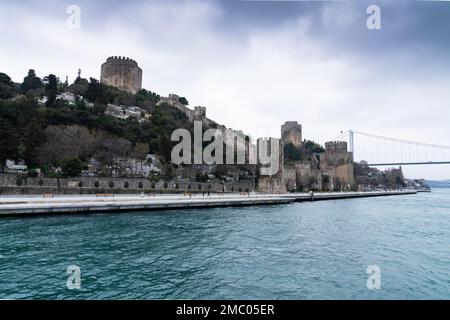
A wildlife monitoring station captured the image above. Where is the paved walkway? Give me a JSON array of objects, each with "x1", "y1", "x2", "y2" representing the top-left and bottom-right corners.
[{"x1": 0, "y1": 190, "x2": 417, "y2": 216}]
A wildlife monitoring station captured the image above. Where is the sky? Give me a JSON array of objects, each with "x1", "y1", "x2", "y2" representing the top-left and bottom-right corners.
[{"x1": 1, "y1": 0, "x2": 450, "y2": 179}]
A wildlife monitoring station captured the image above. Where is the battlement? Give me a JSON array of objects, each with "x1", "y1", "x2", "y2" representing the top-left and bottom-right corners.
[
  {"x1": 168, "y1": 93, "x2": 180, "y2": 101},
  {"x1": 194, "y1": 106, "x2": 206, "y2": 114},
  {"x1": 105, "y1": 56, "x2": 139, "y2": 67},
  {"x1": 325, "y1": 141, "x2": 348, "y2": 153},
  {"x1": 192, "y1": 106, "x2": 206, "y2": 121},
  {"x1": 282, "y1": 121, "x2": 301, "y2": 129}
]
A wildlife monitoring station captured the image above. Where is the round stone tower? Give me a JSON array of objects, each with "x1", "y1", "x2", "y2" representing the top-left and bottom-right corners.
[{"x1": 100, "y1": 56, "x2": 143, "y2": 94}]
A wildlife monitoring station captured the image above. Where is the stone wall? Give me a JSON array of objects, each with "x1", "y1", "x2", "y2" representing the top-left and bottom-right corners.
[
  {"x1": 256, "y1": 138, "x2": 286, "y2": 193},
  {"x1": 0, "y1": 174, "x2": 254, "y2": 195},
  {"x1": 355, "y1": 167, "x2": 404, "y2": 189},
  {"x1": 257, "y1": 174, "x2": 285, "y2": 194},
  {"x1": 320, "y1": 141, "x2": 355, "y2": 190},
  {"x1": 282, "y1": 162, "x2": 324, "y2": 192},
  {"x1": 281, "y1": 121, "x2": 302, "y2": 147},
  {"x1": 100, "y1": 56, "x2": 143, "y2": 94},
  {"x1": 255, "y1": 126, "x2": 356, "y2": 193}
]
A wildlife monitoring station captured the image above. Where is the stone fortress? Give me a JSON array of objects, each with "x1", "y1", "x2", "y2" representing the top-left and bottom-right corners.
[
  {"x1": 100, "y1": 56, "x2": 143, "y2": 94},
  {"x1": 0, "y1": 57, "x2": 412, "y2": 195},
  {"x1": 258, "y1": 121, "x2": 355, "y2": 193},
  {"x1": 98, "y1": 57, "x2": 355, "y2": 194}
]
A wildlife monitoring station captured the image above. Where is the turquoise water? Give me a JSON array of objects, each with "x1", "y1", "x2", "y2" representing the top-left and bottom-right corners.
[{"x1": 1, "y1": 190, "x2": 449, "y2": 300}]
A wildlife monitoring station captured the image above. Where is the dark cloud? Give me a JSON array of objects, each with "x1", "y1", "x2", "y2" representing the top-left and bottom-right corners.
[{"x1": 2, "y1": 0, "x2": 450, "y2": 179}]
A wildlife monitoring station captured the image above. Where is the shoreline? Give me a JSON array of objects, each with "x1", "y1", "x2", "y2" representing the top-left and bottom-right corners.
[{"x1": 0, "y1": 190, "x2": 418, "y2": 217}]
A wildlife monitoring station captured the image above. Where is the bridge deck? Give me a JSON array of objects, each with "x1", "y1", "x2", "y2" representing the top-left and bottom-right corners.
[{"x1": 367, "y1": 161, "x2": 450, "y2": 166}]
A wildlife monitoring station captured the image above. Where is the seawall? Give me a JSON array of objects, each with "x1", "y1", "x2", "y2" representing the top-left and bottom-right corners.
[{"x1": 0, "y1": 190, "x2": 417, "y2": 216}]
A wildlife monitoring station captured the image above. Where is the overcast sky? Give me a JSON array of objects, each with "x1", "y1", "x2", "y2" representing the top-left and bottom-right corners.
[{"x1": 1, "y1": 0, "x2": 450, "y2": 179}]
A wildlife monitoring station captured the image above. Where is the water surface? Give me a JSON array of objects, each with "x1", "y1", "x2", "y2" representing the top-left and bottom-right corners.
[{"x1": 1, "y1": 190, "x2": 449, "y2": 299}]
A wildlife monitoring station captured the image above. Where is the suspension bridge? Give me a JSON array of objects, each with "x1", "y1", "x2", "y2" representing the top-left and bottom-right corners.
[{"x1": 332, "y1": 130, "x2": 450, "y2": 167}]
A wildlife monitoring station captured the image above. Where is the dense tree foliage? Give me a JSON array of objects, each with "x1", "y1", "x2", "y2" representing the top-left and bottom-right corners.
[
  {"x1": 136, "y1": 89, "x2": 160, "y2": 109},
  {"x1": 62, "y1": 158, "x2": 84, "y2": 177},
  {"x1": 1, "y1": 68, "x2": 324, "y2": 180},
  {"x1": 70, "y1": 77, "x2": 89, "y2": 96},
  {"x1": 44, "y1": 74, "x2": 59, "y2": 107},
  {"x1": 0, "y1": 73, "x2": 17, "y2": 99},
  {"x1": 85, "y1": 78, "x2": 106, "y2": 104},
  {"x1": 178, "y1": 96, "x2": 189, "y2": 105},
  {"x1": 0, "y1": 69, "x2": 194, "y2": 174},
  {"x1": 20, "y1": 69, "x2": 43, "y2": 94},
  {"x1": 0, "y1": 118, "x2": 20, "y2": 170},
  {"x1": 284, "y1": 140, "x2": 325, "y2": 163},
  {"x1": 284, "y1": 143, "x2": 303, "y2": 161}
]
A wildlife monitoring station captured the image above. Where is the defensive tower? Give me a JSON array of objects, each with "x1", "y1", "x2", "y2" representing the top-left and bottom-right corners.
[{"x1": 100, "y1": 56, "x2": 143, "y2": 94}]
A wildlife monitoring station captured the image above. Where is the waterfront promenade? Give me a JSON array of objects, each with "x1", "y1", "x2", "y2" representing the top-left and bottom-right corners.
[{"x1": 0, "y1": 190, "x2": 417, "y2": 216}]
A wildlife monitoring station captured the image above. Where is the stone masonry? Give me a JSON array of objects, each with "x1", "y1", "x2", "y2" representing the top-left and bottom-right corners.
[
  {"x1": 281, "y1": 121, "x2": 302, "y2": 147},
  {"x1": 256, "y1": 123, "x2": 355, "y2": 193},
  {"x1": 101, "y1": 56, "x2": 143, "y2": 94}
]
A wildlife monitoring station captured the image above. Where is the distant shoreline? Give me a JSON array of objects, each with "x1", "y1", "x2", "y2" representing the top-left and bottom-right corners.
[{"x1": 426, "y1": 181, "x2": 450, "y2": 189}]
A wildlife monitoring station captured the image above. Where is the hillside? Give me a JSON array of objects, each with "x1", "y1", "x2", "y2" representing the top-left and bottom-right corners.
[{"x1": 0, "y1": 69, "x2": 198, "y2": 177}]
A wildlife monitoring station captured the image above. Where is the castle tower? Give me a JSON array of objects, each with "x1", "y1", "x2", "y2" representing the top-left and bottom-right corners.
[
  {"x1": 193, "y1": 106, "x2": 206, "y2": 121},
  {"x1": 100, "y1": 56, "x2": 143, "y2": 94},
  {"x1": 324, "y1": 141, "x2": 349, "y2": 153},
  {"x1": 321, "y1": 141, "x2": 355, "y2": 190},
  {"x1": 281, "y1": 121, "x2": 302, "y2": 147},
  {"x1": 322, "y1": 141, "x2": 354, "y2": 166}
]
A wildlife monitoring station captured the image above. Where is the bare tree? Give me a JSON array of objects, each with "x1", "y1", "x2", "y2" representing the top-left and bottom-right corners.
[
  {"x1": 94, "y1": 131, "x2": 132, "y2": 176},
  {"x1": 38, "y1": 125, "x2": 95, "y2": 168}
]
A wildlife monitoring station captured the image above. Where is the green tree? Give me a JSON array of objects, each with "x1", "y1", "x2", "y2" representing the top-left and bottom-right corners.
[
  {"x1": 62, "y1": 158, "x2": 83, "y2": 177},
  {"x1": 114, "y1": 91, "x2": 136, "y2": 106},
  {"x1": 303, "y1": 140, "x2": 325, "y2": 154},
  {"x1": 0, "y1": 118, "x2": 20, "y2": 171},
  {"x1": 20, "y1": 69, "x2": 43, "y2": 93},
  {"x1": 195, "y1": 173, "x2": 209, "y2": 182},
  {"x1": 23, "y1": 119, "x2": 45, "y2": 167},
  {"x1": 214, "y1": 165, "x2": 228, "y2": 179},
  {"x1": 178, "y1": 97, "x2": 189, "y2": 105},
  {"x1": 0, "y1": 73, "x2": 16, "y2": 99},
  {"x1": 136, "y1": 89, "x2": 160, "y2": 108},
  {"x1": 158, "y1": 134, "x2": 172, "y2": 163},
  {"x1": 162, "y1": 165, "x2": 174, "y2": 181},
  {"x1": 396, "y1": 176, "x2": 406, "y2": 187},
  {"x1": 284, "y1": 143, "x2": 303, "y2": 161},
  {"x1": 44, "y1": 74, "x2": 58, "y2": 107},
  {"x1": 85, "y1": 78, "x2": 106, "y2": 104},
  {"x1": 70, "y1": 77, "x2": 89, "y2": 96},
  {"x1": 0, "y1": 73, "x2": 11, "y2": 84}
]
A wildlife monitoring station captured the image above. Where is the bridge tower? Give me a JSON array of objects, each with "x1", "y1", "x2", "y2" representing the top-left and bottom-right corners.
[{"x1": 349, "y1": 130, "x2": 354, "y2": 158}]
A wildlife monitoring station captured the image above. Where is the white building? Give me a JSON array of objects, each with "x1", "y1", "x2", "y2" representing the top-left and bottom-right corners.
[
  {"x1": 105, "y1": 104, "x2": 148, "y2": 122},
  {"x1": 5, "y1": 160, "x2": 28, "y2": 172},
  {"x1": 57, "y1": 92, "x2": 76, "y2": 105}
]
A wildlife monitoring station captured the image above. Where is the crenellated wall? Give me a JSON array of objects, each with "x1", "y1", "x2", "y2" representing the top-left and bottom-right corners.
[{"x1": 256, "y1": 126, "x2": 356, "y2": 193}]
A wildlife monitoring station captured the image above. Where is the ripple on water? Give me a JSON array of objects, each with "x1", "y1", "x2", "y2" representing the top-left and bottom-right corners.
[{"x1": 0, "y1": 190, "x2": 450, "y2": 299}]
